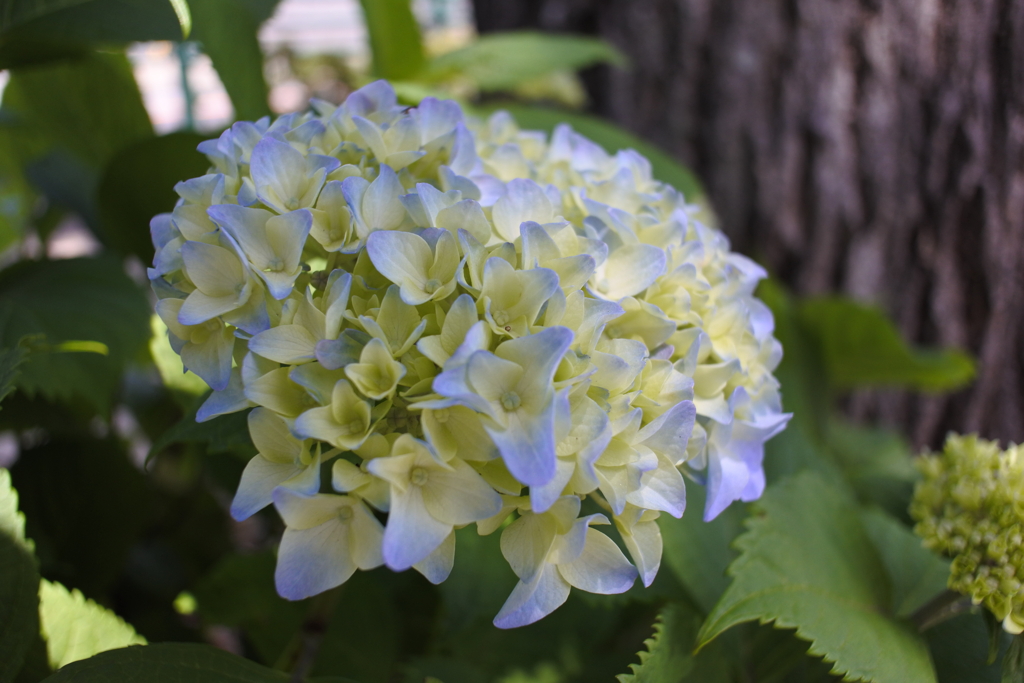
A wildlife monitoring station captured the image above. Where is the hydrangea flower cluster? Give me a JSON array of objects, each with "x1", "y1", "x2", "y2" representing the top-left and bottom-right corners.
[
  {"x1": 150, "y1": 81, "x2": 789, "y2": 628},
  {"x1": 911, "y1": 434, "x2": 1024, "y2": 634}
]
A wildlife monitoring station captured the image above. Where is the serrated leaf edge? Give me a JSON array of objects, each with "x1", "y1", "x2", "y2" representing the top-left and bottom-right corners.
[{"x1": 617, "y1": 603, "x2": 677, "y2": 683}]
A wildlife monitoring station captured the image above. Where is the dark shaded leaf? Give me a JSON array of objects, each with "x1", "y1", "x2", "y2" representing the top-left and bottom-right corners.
[
  {"x1": 97, "y1": 132, "x2": 211, "y2": 261},
  {"x1": 0, "y1": 532, "x2": 40, "y2": 683},
  {"x1": 0, "y1": 257, "x2": 150, "y2": 414},
  {"x1": 0, "y1": 341, "x2": 28, "y2": 408},
  {"x1": 11, "y1": 436, "x2": 153, "y2": 597},
  {"x1": 927, "y1": 612, "x2": 1009, "y2": 683},
  {"x1": 617, "y1": 602, "x2": 697, "y2": 683},
  {"x1": 39, "y1": 642, "x2": 296, "y2": 682},
  {"x1": 658, "y1": 480, "x2": 747, "y2": 615}
]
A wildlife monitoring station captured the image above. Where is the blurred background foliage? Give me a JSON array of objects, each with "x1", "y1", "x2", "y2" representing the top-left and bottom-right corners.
[{"x1": 0, "y1": 0, "x2": 996, "y2": 681}]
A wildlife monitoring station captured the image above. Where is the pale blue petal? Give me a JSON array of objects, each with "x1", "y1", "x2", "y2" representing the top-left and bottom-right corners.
[
  {"x1": 413, "y1": 531, "x2": 455, "y2": 584},
  {"x1": 380, "y1": 486, "x2": 452, "y2": 571},
  {"x1": 275, "y1": 523, "x2": 356, "y2": 600},
  {"x1": 493, "y1": 564, "x2": 570, "y2": 629},
  {"x1": 557, "y1": 528, "x2": 637, "y2": 594},
  {"x1": 485, "y1": 396, "x2": 558, "y2": 487},
  {"x1": 196, "y1": 370, "x2": 250, "y2": 421},
  {"x1": 230, "y1": 454, "x2": 303, "y2": 521}
]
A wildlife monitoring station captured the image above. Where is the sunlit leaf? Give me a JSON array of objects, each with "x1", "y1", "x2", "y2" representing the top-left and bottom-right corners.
[
  {"x1": 428, "y1": 32, "x2": 625, "y2": 92},
  {"x1": 358, "y1": 0, "x2": 425, "y2": 81},
  {"x1": 168, "y1": 0, "x2": 190, "y2": 38},
  {"x1": 38, "y1": 579, "x2": 146, "y2": 670},
  {"x1": 698, "y1": 471, "x2": 937, "y2": 683},
  {"x1": 798, "y1": 297, "x2": 975, "y2": 392}
]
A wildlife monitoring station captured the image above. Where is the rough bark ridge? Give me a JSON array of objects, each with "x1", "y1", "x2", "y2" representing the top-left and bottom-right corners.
[{"x1": 474, "y1": 0, "x2": 1024, "y2": 448}]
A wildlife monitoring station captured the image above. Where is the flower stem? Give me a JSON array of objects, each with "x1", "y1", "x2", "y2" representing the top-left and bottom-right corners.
[{"x1": 912, "y1": 588, "x2": 975, "y2": 632}]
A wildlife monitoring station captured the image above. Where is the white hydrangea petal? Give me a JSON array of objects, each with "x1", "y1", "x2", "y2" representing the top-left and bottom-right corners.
[
  {"x1": 276, "y1": 522, "x2": 356, "y2": 600},
  {"x1": 380, "y1": 484, "x2": 452, "y2": 571},
  {"x1": 491, "y1": 178, "x2": 555, "y2": 241},
  {"x1": 592, "y1": 244, "x2": 667, "y2": 300},
  {"x1": 420, "y1": 457, "x2": 502, "y2": 525},
  {"x1": 366, "y1": 230, "x2": 432, "y2": 304},
  {"x1": 556, "y1": 528, "x2": 637, "y2": 595},
  {"x1": 485, "y1": 398, "x2": 559, "y2": 487},
  {"x1": 361, "y1": 164, "x2": 406, "y2": 232},
  {"x1": 616, "y1": 507, "x2": 662, "y2": 588},
  {"x1": 500, "y1": 512, "x2": 557, "y2": 582},
  {"x1": 493, "y1": 563, "x2": 571, "y2": 629},
  {"x1": 197, "y1": 370, "x2": 251, "y2": 422},
  {"x1": 413, "y1": 530, "x2": 455, "y2": 584},
  {"x1": 248, "y1": 324, "x2": 319, "y2": 364},
  {"x1": 231, "y1": 454, "x2": 304, "y2": 521},
  {"x1": 179, "y1": 324, "x2": 234, "y2": 392}
]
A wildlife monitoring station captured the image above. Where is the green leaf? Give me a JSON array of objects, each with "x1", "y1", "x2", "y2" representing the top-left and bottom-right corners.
[
  {"x1": 11, "y1": 436, "x2": 154, "y2": 597},
  {"x1": 358, "y1": 0, "x2": 425, "y2": 81},
  {"x1": 191, "y1": 0, "x2": 271, "y2": 122},
  {"x1": 659, "y1": 480, "x2": 747, "y2": 615},
  {"x1": 0, "y1": 467, "x2": 29, "y2": 548},
  {"x1": 617, "y1": 602, "x2": 696, "y2": 683},
  {"x1": 0, "y1": 132, "x2": 34, "y2": 250},
  {"x1": 797, "y1": 297, "x2": 975, "y2": 392},
  {"x1": 191, "y1": 552, "x2": 304, "y2": 666},
  {"x1": 0, "y1": 0, "x2": 181, "y2": 43},
  {"x1": 491, "y1": 104, "x2": 707, "y2": 211},
  {"x1": 858, "y1": 509, "x2": 950, "y2": 619},
  {"x1": 826, "y1": 419, "x2": 918, "y2": 518},
  {"x1": 97, "y1": 132, "x2": 211, "y2": 261},
  {"x1": 697, "y1": 471, "x2": 936, "y2": 683},
  {"x1": 438, "y1": 525, "x2": 518, "y2": 633},
  {"x1": 0, "y1": 256, "x2": 151, "y2": 414},
  {"x1": 0, "y1": 343, "x2": 28, "y2": 410},
  {"x1": 3, "y1": 51, "x2": 153, "y2": 170},
  {"x1": 425, "y1": 31, "x2": 625, "y2": 92},
  {"x1": 168, "y1": 0, "x2": 190, "y2": 38},
  {"x1": 926, "y1": 612, "x2": 1008, "y2": 683},
  {"x1": 38, "y1": 642, "x2": 298, "y2": 682},
  {"x1": 148, "y1": 398, "x2": 252, "y2": 463},
  {"x1": 0, "y1": 532, "x2": 40, "y2": 683},
  {"x1": 38, "y1": 579, "x2": 146, "y2": 670}
]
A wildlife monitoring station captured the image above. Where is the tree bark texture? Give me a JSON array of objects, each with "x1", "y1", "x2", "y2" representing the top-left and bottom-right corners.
[{"x1": 474, "y1": 0, "x2": 1024, "y2": 448}]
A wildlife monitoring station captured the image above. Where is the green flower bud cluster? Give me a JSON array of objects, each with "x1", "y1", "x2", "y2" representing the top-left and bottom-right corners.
[{"x1": 911, "y1": 433, "x2": 1024, "y2": 633}]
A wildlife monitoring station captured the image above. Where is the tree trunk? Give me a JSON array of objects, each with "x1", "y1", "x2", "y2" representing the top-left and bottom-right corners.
[{"x1": 473, "y1": 0, "x2": 1024, "y2": 448}]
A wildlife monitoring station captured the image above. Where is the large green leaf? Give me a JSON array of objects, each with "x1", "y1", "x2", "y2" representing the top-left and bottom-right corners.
[
  {"x1": 0, "y1": 257, "x2": 150, "y2": 414},
  {"x1": 426, "y1": 31, "x2": 625, "y2": 92},
  {"x1": 493, "y1": 104, "x2": 706, "y2": 209},
  {"x1": 192, "y1": 551, "x2": 304, "y2": 666},
  {"x1": 0, "y1": 0, "x2": 180, "y2": 42},
  {"x1": 697, "y1": 471, "x2": 936, "y2": 683},
  {"x1": 39, "y1": 643, "x2": 304, "y2": 682},
  {"x1": 11, "y1": 436, "x2": 153, "y2": 597},
  {"x1": 0, "y1": 532, "x2": 40, "y2": 683},
  {"x1": 2, "y1": 51, "x2": 152, "y2": 169},
  {"x1": 859, "y1": 509, "x2": 949, "y2": 619},
  {"x1": 826, "y1": 419, "x2": 918, "y2": 519},
  {"x1": 97, "y1": 132, "x2": 210, "y2": 261},
  {"x1": 0, "y1": 342, "x2": 28, "y2": 410},
  {"x1": 797, "y1": 297, "x2": 975, "y2": 392},
  {"x1": 191, "y1": 0, "x2": 271, "y2": 122},
  {"x1": 358, "y1": 0, "x2": 425, "y2": 81},
  {"x1": 38, "y1": 579, "x2": 146, "y2": 670},
  {"x1": 0, "y1": 468, "x2": 27, "y2": 545},
  {"x1": 927, "y1": 612, "x2": 1008, "y2": 683},
  {"x1": 617, "y1": 602, "x2": 698, "y2": 683},
  {"x1": 658, "y1": 481, "x2": 747, "y2": 615}
]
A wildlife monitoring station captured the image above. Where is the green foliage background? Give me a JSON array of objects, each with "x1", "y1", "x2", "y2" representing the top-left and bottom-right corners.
[{"x1": 0, "y1": 1, "x2": 999, "y2": 681}]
